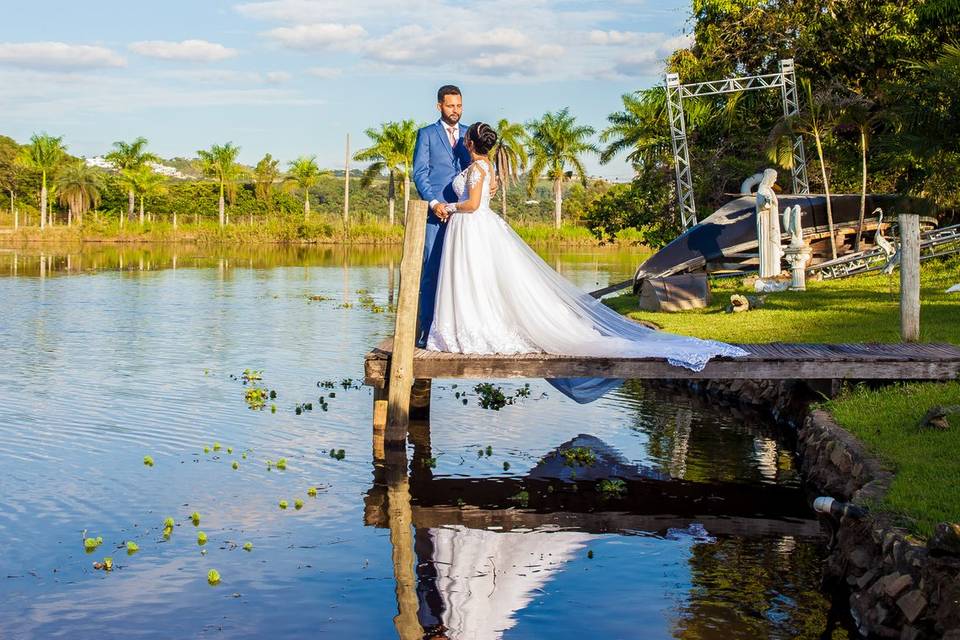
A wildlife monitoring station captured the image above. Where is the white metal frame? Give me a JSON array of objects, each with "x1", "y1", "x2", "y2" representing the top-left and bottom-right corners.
[{"x1": 666, "y1": 58, "x2": 810, "y2": 228}]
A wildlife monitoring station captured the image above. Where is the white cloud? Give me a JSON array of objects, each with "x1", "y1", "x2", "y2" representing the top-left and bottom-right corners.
[
  {"x1": 129, "y1": 39, "x2": 239, "y2": 62},
  {"x1": 263, "y1": 23, "x2": 367, "y2": 50},
  {"x1": 156, "y1": 68, "x2": 291, "y2": 84},
  {"x1": 265, "y1": 71, "x2": 292, "y2": 83},
  {"x1": 0, "y1": 42, "x2": 125, "y2": 70},
  {"x1": 306, "y1": 66, "x2": 342, "y2": 78}
]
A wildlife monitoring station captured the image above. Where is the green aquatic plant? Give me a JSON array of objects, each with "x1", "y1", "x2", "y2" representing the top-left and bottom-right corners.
[
  {"x1": 102, "y1": 557, "x2": 113, "y2": 571},
  {"x1": 294, "y1": 499, "x2": 304, "y2": 510},
  {"x1": 266, "y1": 460, "x2": 273, "y2": 469},
  {"x1": 245, "y1": 387, "x2": 268, "y2": 410},
  {"x1": 241, "y1": 369, "x2": 262, "y2": 383},
  {"x1": 587, "y1": 550, "x2": 594, "y2": 559},
  {"x1": 271, "y1": 404, "x2": 277, "y2": 413},
  {"x1": 307, "y1": 487, "x2": 318, "y2": 497},
  {"x1": 423, "y1": 457, "x2": 437, "y2": 469},
  {"x1": 213, "y1": 442, "x2": 221, "y2": 451},
  {"x1": 508, "y1": 490, "x2": 529, "y2": 507},
  {"x1": 485, "y1": 446, "x2": 493, "y2": 457},
  {"x1": 197, "y1": 532, "x2": 207, "y2": 545},
  {"x1": 597, "y1": 478, "x2": 627, "y2": 498},
  {"x1": 328, "y1": 449, "x2": 345, "y2": 461},
  {"x1": 242, "y1": 452, "x2": 248, "y2": 459},
  {"x1": 126, "y1": 541, "x2": 139, "y2": 554},
  {"x1": 503, "y1": 461, "x2": 511, "y2": 472},
  {"x1": 232, "y1": 461, "x2": 239, "y2": 470},
  {"x1": 143, "y1": 455, "x2": 154, "y2": 467},
  {"x1": 560, "y1": 447, "x2": 596, "y2": 468},
  {"x1": 227, "y1": 447, "x2": 233, "y2": 454},
  {"x1": 84, "y1": 537, "x2": 100, "y2": 551},
  {"x1": 276, "y1": 458, "x2": 287, "y2": 470},
  {"x1": 204, "y1": 446, "x2": 210, "y2": 454},
  {"x1": 243, "y1": 542, "x2": 253, "y2": 552},
  {"x1": 163, "y1": 517, "x2": 175, "y2": 528},
  {"x1": 207, "y1": 569, "x2": 220, "y2": 585},
  {"x1": 279, "y1": 500, "x2": 288, "y2": 509},
  {"x1": 191, "y1": 512, "x2": 201, "y2": 525},
  {"x1": 473, "y1": 382, "x2": 532, "y2": 410},
  {"x1": 162, "y1": 527, "x2": 173, "y2": 540}
]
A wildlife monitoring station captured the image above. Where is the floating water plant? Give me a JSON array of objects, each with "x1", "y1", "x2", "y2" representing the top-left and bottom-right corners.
[
  {"x1": 587, "y1": 550, "x2": 594, "y2": 559},
  {"x1": 276, "y1": 458, "x2": 287, "y2": 470},
  {"x1": 243, "y1": 542, "x2": 253, "y2": 552},
  {"x1": 197, "y1": 532, "x2": 207, "y2": 545},
  {"x1": 242, "y1": 452, "x2": 247, "y2": 459},
  {"x1": 473, "y1": 382, "x2": 531, "y2": 410},
  {"x1": 503, "y1": 461, "x2": 511, "y2": 471},
  {"x1": 126, "y1": 541, "x2": 139, "y2": 554},
  {"x1": 232, "y1": 461, "x2": 239, "y2": 470},
  {"x1": 294, "y1": 499, "x2": 304, "y2": 510},
  {"x1": 266, "y1": 460, "x2": 273, "y2": 469},
  {"x1": 306, "y1": 487, "x2": 318, "y2": 497},
  {"x1": 191, "y1": 512, "x2": 201, "y2": 525},
  {"x1": 508, "y1": 491, "x2": 529, "y2": 508},
  {"x1": 485, "y1": 446, "x2": 493, "y2": 457},
  {"x1": 213, "y1": 442, "x2": 221, "y2": 451},
  {"x1": 560, "y1": 447, "x2": 596, "y2": 468},
  {"x1": 163, "y1": 517, "x2": 175, "y2": 528},
  {"x1": 279, "y1": 500, "x2": 288, "y2": 509},
  {"x1": 271, "y1": 404, "x2": 277, "y2": 413},
  {"x1": 245, "y1": 387, "x2": 268, "y2": 410},
  {"x1": 597, "y1": 478, "x2": 627, "y2": 498},
  {"x1": 207, "y1": 569, "x2": 220, "y2": 585},
  {"x1": 84, "y1": 537, "x2": 100, "y2": 551},
  {"x1": 328, "y1": 449, "x2": 345, "y2": 461},
  {"x1": 424, "y1": 457, "x2": 437, "y2": 469},
  {"x1": 143, "y1": 455, "x2": 154, "y2": 467},
  {"x1": 241, "y1": 369, "x2": 262, "y2": 383},
  {"x1": 204, "y1": 446, "x2": 210, "y2": 454},
  {"x1": 227, "y1": 447, "x2": 233, "y2": 454},
  {"x1": 162, "y1": 527, "x2": 173, "y2": 540}
]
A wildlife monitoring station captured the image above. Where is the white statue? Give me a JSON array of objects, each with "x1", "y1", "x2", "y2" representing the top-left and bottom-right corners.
[
  {"x1": 782, "y1": 204, "x2": 803, "y2": 247},
  {"x1": 741, "y1": 171, "x2": 765, "y2": 195},
  {"x1": 755, "y1": 168, "x2": 782, "y2": 278}
]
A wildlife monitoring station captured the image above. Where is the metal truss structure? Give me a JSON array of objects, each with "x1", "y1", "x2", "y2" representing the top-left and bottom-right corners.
[{"x1": 665, "y1": 58, "x2": 810, "y2": 229}]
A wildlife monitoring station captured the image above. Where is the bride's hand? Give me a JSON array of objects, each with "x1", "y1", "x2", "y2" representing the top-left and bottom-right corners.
[{"x1": 433, "y1": 202, "x2": 449, "y2": 222}]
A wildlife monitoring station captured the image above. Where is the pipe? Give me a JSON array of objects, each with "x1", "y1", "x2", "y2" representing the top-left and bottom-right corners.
[{"x1": 813, "y1": 496, "x2": 867, "y2": 520}]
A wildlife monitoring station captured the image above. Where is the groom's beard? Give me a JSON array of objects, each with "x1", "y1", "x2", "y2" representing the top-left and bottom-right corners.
[{"x1": 441, "y1": 115, "x2": 461, "y2": 126}]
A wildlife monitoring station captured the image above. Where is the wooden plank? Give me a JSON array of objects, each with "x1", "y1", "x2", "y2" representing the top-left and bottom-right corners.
[
  {"x1": 385, "y1": 200, "x2": 428, "y2": 443},
  {"x1": 364, "y1": 340, "x2": 960, "y2": 384}
]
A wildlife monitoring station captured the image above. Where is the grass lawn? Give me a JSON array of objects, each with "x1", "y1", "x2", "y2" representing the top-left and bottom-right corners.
[
  {"x1": 825, "y1": 382, "x2": 960, "y2": 538},
  {"x1": 606, "y1": 256, "x2": 960, "y2": 537},
  {"x1": 605, "y1": 255, "x2": 960, "y2": 344}
]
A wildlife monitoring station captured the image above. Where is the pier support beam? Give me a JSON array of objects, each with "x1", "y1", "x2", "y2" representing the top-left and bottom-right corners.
[{"x1": 900, "y1": 213, "x2": 920, "y2": 342}]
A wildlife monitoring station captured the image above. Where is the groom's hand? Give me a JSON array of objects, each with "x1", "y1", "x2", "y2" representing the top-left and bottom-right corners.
[{"x1": 433, "y1": 202, "x2": 448, "y2": 222}]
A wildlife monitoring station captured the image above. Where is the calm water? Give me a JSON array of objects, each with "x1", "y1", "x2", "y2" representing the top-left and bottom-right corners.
[{"x1": 0, "y1": 244, "x2": 848, "y2": 639}]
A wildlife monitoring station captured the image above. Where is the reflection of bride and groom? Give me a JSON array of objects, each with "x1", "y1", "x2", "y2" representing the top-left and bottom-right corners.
[{"x1": 413, "y1": 85, "x2": 747, "y2": 404}]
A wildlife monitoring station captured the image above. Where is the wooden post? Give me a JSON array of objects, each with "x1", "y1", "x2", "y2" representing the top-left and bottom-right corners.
[
  {"x1": 385, "y1": 448, "x2": 423, "y2": 640},
  {"x1": 372, "y1": 384, "x2": 388, "y2": 462},
  {"x1": 900, "y1": 213, "x2": 920, "y2": 342},
  {"x1": 385, "y1": 200, "x2": 428, "y2": 444}
]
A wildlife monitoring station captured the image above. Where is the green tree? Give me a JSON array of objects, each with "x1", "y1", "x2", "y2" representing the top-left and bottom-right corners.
[
  {"x1": 56, "y1": 161, "x2": 104, "y2": 225},
  {"x1": 285, "y1": 155, "x2": 322, "y2": 220},
  {"x1": 16, "y1": 132, "x2": 66, "y2": 229},
  {"x1": 126, "y1": 167, "x2": 167, "y2": 224},
  {"x1": 492, "y1": 119, "x2": 528, "y2": 219},
  {"x1": 837, "y1": 92, "x2": 883, "y2": 251},
  {"x1": 354, "y1": 120, "x2": 419, "y2": 225},
  {"x1": 768, "y1": 79, "x2": 840, "y2": 259},
  {"x1": 197, "y1": 142, "x2": 242, "y2": 227},
  {"x1": 105, "y1": 137, "x2": 159, "y2": 225},
  {"x1": 253, "y1": 153, "x2": 281, "y2": 213},
  {"x1": 0, "y1": 136, "x2": 22, "y2": 224},
  {"x1": 525, "y1": 108, "x2": 599, "y2": 229}
]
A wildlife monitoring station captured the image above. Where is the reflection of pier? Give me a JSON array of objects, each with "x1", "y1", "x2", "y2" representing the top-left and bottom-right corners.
[{"x1": 367, "y1": 425, "x2": 822, "y2": 639}]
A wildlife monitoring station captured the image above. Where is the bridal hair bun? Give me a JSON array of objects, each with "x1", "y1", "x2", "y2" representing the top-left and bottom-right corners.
[{"x1": 467, "y1": 122, "x2": 498, "y2": 155}]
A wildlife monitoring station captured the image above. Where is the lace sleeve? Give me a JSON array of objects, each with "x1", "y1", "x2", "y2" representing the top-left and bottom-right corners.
[{"x1": 466, "y1": 164, "x2": 485, "y2": 190}]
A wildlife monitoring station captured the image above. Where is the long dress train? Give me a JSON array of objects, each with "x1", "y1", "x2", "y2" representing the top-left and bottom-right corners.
[{"x1": 426, "y1": 159, "x2": 747, "y2": 403}]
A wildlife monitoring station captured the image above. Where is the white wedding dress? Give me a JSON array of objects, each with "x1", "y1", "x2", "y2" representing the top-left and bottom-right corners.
[{"x1": 426, "y1": 159, "x2": 748, "y2": 402}]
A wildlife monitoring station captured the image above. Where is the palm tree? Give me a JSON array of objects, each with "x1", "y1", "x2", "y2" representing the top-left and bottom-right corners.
[
  {"x1": 197, "y1": 142, "x2": 242, "y2": 227},
  {"x1": 105, "y1": 137, "x2": 159, "y2": 225},
  {"x1": 768, "y1": 79, "x2": 840, "y2": 259},
  {"x1": 354, "y1": 120, "x2": 419, "y2": 224},
  {"x1": 253, "y1": 153, "x2": 281, "y2": 214},
  {"x1": 285, "y1": 156, "x2": 321, "y2": 220},
  {"x1": 838, "y1": 94, "x2": 883, "y2": 251},
  {"x1": 56, "y1": 161, "x2": 103, "y2": 225},
  {"x1": 525, "y1": 109, "x2": 599, "y2": 229},
  {"x1": 16, "y1": 133, "x2": 66, "y2": 229},
  {"x1": 122, "y1": 167, "x2": 167, "y2": 224},
  {"x1": 492, "y1": 119, "x2": 528, "y2": 219}
]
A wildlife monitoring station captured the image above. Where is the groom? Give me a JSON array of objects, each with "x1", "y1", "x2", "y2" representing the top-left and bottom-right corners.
[{"x1": 413, "y1": 85, "x2": 472, "y2": 347}]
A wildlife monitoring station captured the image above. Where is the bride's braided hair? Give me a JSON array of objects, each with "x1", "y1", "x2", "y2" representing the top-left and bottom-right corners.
[{"x1": 466, "y1": 122, "x2": 498, "y2": 155}]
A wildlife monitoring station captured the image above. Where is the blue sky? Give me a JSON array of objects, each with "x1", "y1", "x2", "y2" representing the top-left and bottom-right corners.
[{"x1": 0, "y1": 0, "x2": 691, "y2": 179}]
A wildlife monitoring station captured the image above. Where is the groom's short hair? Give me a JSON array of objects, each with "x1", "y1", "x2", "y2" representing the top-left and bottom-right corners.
[{"x1": 437, "y1": 85, "x2": 461, "y2": 103}]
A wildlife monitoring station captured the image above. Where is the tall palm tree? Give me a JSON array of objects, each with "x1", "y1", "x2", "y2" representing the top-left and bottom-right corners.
[
  {"x1": 56, "y1": 161, "x2": 103, "y2": 225},
  {"x1": 354, "y1": 120, "x2": 419, "y2": 225},
  {"x1": 492, "y1": 119, "x2": 527, "y2": 219},
  {"x1": 525, "y1": 109, "x2": 599, "y2": 229},
  {"x1": 838, "y1": 94, "x2": 883, "y2": 251},
  {"x1": 120, "y1": 167, "x2": 167, "y2": 224},
  {"x1": 253, "y1": 153, "x2": 281, "y2": 213},
  {"x1": 768, "y1": 79, "x2": 840, "y2": 259},
  {"x1": 16, "y1": 133, "x2": 66, "y2": 229},
  {"x1": 105, "y1": 137, "x2": 159, "y2": 225},
  {"x1": 285, "y1": 156, "x2": 321, "y2": 220},
  {"x1": 197, "y1": 142, "x2": 242, "y2": 227}
]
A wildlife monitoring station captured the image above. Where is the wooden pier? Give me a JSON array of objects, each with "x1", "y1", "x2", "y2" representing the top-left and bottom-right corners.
[{"x1": 367, "y1": 201, "x2": 960, "y2": 446}]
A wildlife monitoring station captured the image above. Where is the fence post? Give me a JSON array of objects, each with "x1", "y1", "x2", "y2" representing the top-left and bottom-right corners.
[
  {"x1": 385, "y1": 200, "x2": 428, "y2": 444},
  {"x1": 900, "y1": 213, "x2": 920, "y2": 342}
]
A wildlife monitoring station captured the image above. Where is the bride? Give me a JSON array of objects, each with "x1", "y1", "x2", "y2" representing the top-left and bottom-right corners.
[{"x1": 425, "y1": 123, "x2": 747, "y2": 403}]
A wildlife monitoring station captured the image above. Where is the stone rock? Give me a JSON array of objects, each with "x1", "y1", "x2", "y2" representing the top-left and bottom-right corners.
[
  {"x1": 857, "y1": 569, "x2": 879, "y2": 589},
  {"x1": 900, "y1": 625, "x2": 920, "y2": 640},
  {"x1": 884, "y1": 573, "x2": 913, "y2": 599},
  {"x1": 849, "y1": 547, "x2": 873, "y2": 570},
  {"x1": 897, "y1": 589, "x2": 928, "y2": 623},
  {"x1": 727, "y1": 294, "x2": 749, "y2": 313},
  {"x1": 928, "y1": 522, "x2": 960, "y2": 557}
]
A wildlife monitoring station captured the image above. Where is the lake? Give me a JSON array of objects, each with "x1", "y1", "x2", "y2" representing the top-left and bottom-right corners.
[{"x1": 0, "y1": 243, "x2": 850, "y2": 639}]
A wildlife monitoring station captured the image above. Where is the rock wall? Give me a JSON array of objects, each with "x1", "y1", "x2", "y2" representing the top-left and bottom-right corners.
[{"x1": 798, "y1": 410, "x2": 960, "y2": 639}]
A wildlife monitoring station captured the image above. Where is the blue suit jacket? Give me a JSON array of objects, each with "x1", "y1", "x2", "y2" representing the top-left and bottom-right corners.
[{"x1": 413, "y1": 120, "x2": 472, "y2": 221}]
